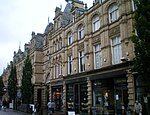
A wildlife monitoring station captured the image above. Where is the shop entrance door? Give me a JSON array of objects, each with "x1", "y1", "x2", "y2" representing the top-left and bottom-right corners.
[
  {"x1": 74, "y1": 83, "x2": 88, "y2": 114},
  {"x1": 74, "y1": 84, "x2": 80, "y2": 114},
  {"x1": 114, "y1": 78, "x2": 128, "y2": 115},
  {"x1": 115, "y1": 88, "x2": 128, "y2": 114}
]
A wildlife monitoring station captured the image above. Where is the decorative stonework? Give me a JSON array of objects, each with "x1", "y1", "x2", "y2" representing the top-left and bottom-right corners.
[
  {"x1": 78, "y1": 42, "x2": 84, "y2": 51},
  {"x1": 67, "y1": 48, "x2": 72, "y2": 56},
  {"x1": 87, "y1": 77, "x2": 92, "y2": 115},
  {"x1": 127, "y1": 70, "x2": 135, "y2": 110},
  {"x1": 92, "y1": 35, "x2": 101, "y2": 44},
  {"x1": 109, "y1": 26, "x2": 120, "y2": 37}
]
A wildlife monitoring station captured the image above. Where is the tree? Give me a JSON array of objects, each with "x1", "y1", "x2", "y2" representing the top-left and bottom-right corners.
[
  {"x1": 0, "y1": 76, "x2": 4, "y2": 99},
  {"x1": 132, "y1": 0, "x2": 150, "y2": 83},
  {"x1": 7, "y1": 64, "x2": 17, "y2": 100},
  {"x1": 21, "y1": 55, "x2": 33, "y2": 104}
]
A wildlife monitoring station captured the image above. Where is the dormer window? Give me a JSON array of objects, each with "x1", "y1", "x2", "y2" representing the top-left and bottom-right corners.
[{"x1": 57, "y1": 18, "x2": 61, "y2": 28}]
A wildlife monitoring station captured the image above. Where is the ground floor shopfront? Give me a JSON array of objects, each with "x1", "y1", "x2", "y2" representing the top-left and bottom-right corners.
[
  {"x1": 91, "y1": 76, "x2": 128, "y2": 114},
  {"x1": 46, "y1": 66, "x2": 135, "y2": 115}
]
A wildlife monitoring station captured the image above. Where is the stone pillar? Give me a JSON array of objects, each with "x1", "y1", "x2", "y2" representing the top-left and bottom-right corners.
[
  {"x1": 63, "y1": 80, "x2": 67, "y2": 113},
  {"x1": 34, "y1": 86, "x2": 38, "y2": 104},
  {"x1": 127, "y1": 69, "x2": 135, "y2": 110},
  {"x1": 42, "y1": 86, "x2": 47, "y2": 106},
  {"x1": 49, "y1": 84, "x2": 52, "y2": 101},
  {"x1": 87, "y1": 77, "x2": 92, "y2": 115},
  {"x1": 41, "y1": 85, "x2": 48, "y2": 115}
]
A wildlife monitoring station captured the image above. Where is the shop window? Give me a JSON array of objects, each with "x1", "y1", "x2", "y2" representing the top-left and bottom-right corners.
[
  {"x1": 93, "y1": 80, "x2": 114, "y2": 114},
  {"x1": 66, "y1": 85, "x2": 74, "y2": 111},
  {"x1": 80, "y1": 84, "x2": 88, "y2": 112},
  {"x1": 114, "y1": 78, "x2": 128, "y2": 114},
  {"x1": 52, "y1": 87, "x2": 63, "y2": 111}
]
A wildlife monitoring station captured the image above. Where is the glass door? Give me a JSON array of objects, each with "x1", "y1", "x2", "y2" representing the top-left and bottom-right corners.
[
  {"x1": 75, "y1": 84, "x2": 79, "y2": 114},
  {"x1": 114, "y1": 78, "x2": 128, "y2": 114}
]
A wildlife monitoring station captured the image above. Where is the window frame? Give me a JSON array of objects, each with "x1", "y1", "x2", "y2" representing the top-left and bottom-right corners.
[
  {"x1": 94, "y1": 44, "x2": 102, "y2": 69},
  {"x1": 111, "y1": 36, "x2": 122, "y2": 65},
  {"x1": 92, "y1": 15, "x2": 100, "y2": 32},
  {"x1": 131, "y1": 0, "x2": 137, "y2": 11},
  {"x1": 68, "y1": 32, "x2": 73, "y2": 45},
  {"x1": 108, "y1": 3, "x2": 119, "y2": 23},
  {"x1": 55, "y1": 64, "x2": 59, "y2": 79},
  {"x1": 68, "y1": 55, "x2": 73, "y2": 74},
  {"x1": 79, "y1": 50, "x2": 85, "y2": 72},
  {"x1": 78, "y1": 25, "x2": 84, "y2": 40}
]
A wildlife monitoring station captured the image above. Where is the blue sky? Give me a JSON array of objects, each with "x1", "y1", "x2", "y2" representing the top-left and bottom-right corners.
[{"x1": 0, "y1": 0, "x2": 92, "y2": 75}]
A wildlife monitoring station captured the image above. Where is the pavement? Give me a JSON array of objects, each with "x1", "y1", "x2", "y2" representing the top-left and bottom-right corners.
[
  {"x1": 0, "y1": 108, "x2": 31, "y2": 115},
  {"x1": 0, "y1": 109, "x2": 65, "y2": 115}
]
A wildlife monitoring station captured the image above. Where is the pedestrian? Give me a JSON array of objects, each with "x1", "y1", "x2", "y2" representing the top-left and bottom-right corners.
[
  {"x1": 34, "y1": 102, "x2": 39, "y2": 113},
  {"x1": 0, "y1": 100, "x2": 2, "y2": 110},
  {"x1": 134, "y1": 100, "x2": 142, "y2": 115},
  {"x1": 3, "y1": 99, "x2": 7, "y2": 111},
  {"x1": 47, "y1": 100, "x2": 55, "y2": 115}
]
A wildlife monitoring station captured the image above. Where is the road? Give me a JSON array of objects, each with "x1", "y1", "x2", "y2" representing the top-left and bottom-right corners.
[{"x1": 0, "y1": 109, "x2": 31, "y2": 115}]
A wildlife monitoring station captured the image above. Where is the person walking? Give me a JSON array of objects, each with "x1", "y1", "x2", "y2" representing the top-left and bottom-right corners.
[
  {"x1": 0, "y1": 100, "x2": 2, "y2": 110},
  {"x1": 47, "y1": 100, "x2": 55, "y2": 115},
  {"x1": 3, "y1": 99, "x2": 7, "y2": 111},
  {"x1": 134, "y1": 100, "x2": 142, "y2": 115}
]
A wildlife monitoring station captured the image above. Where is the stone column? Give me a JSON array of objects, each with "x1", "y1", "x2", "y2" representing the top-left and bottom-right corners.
[
  {"x1": 49, "y1": 84, "x2": 52, "y2": 101},
  {"x1": 34, "y1": 86, "x2": 38, "y2": 104},
  {"x1": 41, "y1": 85, "x2": 48, "y2": 115},
  {"x1": 87, "y1": 77, "x2": 92, "y2": 115},
  {"x1": 127, "y1": 69, "x2": 135, "y2": 110},
  {"x1": 63, "y1": 80, "x2": 67, "y2": 113}
]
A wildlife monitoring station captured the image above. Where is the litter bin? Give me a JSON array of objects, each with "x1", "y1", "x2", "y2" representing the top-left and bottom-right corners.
[{"x1": 92, "y1": 106, "x2": 97, "y2": 115}]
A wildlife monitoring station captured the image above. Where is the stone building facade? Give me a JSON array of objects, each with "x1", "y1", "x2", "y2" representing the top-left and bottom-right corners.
[
  {"x1": 45, "y1": 0, "x2": 136, "y2": 114},
  {"x1": 1, "y1": 0, "x2": 138, "y2": 114}
]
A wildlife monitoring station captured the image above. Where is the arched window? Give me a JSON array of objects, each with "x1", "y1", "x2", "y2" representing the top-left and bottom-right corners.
[
  {"x1": 68, "y1": 32, "x2": 73, "y2": 45},
  {"x1": 78, "y1": 24, "x2": 84, "y2": 40},
  {"x1": 53, "y1": 41, "x2": 55, "y2": 52},
  {"x1": 79, "y1": 50, "x2": 85, "y2": 72},
  {"x1": 92, "y1": 15, "x2": 100, "y2": 32},
  {"x1": 94, "y1": 44, "x2": 102, "y2": 69},
  {"x1": 68, "y1": 55, "x2": 73, "y2": 74},
  {"x1": 108, "y1": 3, "x2": 119, "y2": 23},
  {"x1": 59, "y1": 37, "x2": 62, "y2": 49}
]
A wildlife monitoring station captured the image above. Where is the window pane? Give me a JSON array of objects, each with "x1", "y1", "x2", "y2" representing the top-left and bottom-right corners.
[
  {"x1": 68, "y1": 56, "x2": 72, "y2": 74},
  {"x1": 79, "y1": 51, "x2": 85, "y2": 72},
  {"x1": 92, "y1": 16, "x2": 100, "y2": 32},
  {"x1": 78, "y1": 26, "x2": 84, "y2": 39},
  {"x1": 94, "y1": 44, "x2": 102, "y2": 69},
  {"x1": 111, "y1": 36, "x2": 122, "y2": 64},
  {"x1": 109, "y1": 3, "x2": 119, "y2": 23}
]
